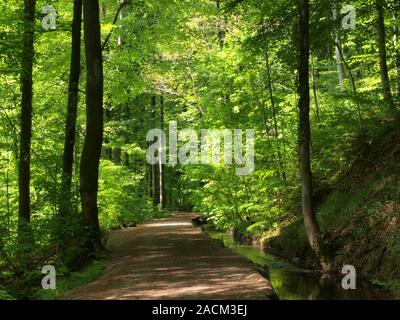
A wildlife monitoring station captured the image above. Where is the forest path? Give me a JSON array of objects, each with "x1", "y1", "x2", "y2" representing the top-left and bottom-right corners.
[{"x1": 66, "y1": 212, "x2": 275, "y2": 300}]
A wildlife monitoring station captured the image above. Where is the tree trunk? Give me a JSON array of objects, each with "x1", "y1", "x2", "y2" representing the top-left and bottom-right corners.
[
  {"x1": 335, "y1": 43, "x2": 362, "y2": 123},
  {"x1": 297, "y1": 0, "x2": 329, "y2": 272},
  {"x1": 111, "y1": 0, "x2": 129, "y2": 165},
  {"x1": 152, "y1": 162, "x2": 159, "y2": 205},
  {"x1": 332, "y1": 5, "x2": 345, "y2": 91},
  {"x1": 117, "y1": 0, "x2": 126, "y2": 46},
  {"x1": 18, "y1": 0, "x2": 36, "y2": 247},
  {"x1": 265, "y1": 50, "x2": 286, "y2": 181},
  {"x1": 112, "y1": 147, "x2": 121, "y2": 165},
  {"x1": 80, "y1": 0, "x2": 104, "y2": 253},
  {"x1": 151, "y1": 96, "x2": 159, "y2": 205},
  {"x1": 375, "y1": 0, "x2": 394, "y2": 107},
  {"x1": 159, "y1": 96, "x2": 165, "y2": 208},
  {"x1": 103, "y1": 107, "x2": 112, "y2": 160},
  {"x1": 101, "y1": 1, "x2": 106, "y2": 17},
  {"x1": 60, "y1": 0, "x2": 82, "y2": 219},
  {"x1": 148, "y1": 162, "x2": 153, "y2": 198},
  {"x1": 393, "y1": 6, "x2": 400, "y2": 97},
  {"x1": 123, "y1": 152, "x2": 129, "y2": 167},
  {"x1": 311, "y1": 55, "x2": 320, "y2": 120},
  {"x1": 5, "y1": 138, "x2": 11, "y2": 244}
]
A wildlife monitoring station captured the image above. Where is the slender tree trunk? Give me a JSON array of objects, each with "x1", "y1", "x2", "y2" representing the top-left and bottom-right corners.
[
  {"x1": 148, "y1": 162, "x2": 152, "y2": 198},
  {"x1": 151, "y1": 96, "x2": 159, "y2": 205},
  {"x1": 5, "y1": 139, "x2": 11, "y2": 244},
  {"x1": 80, "y1": 0, "x2": 104, "y2": 253},
  {"x1": 259, "y1": 74, "x2": 271, "y2": 139},
  {"x1": 393, "y1": 3, "x2": 400, "y2": 98},
  {"x1": 265, "y1": 50, "x2": 286, "y2": 181},
  {"x1": 101, "y1": 2, "x2": 113, "y2": 162},
  {"x1": 311, "y1": 55, "x2": 320, "y2": 120},
  {"x1": 103, "y1": 107, "x2": 112, "y2": 160},
  {"x1": 111, "y1": 0, "x2": 129, "y2": 165},
  {"x1": 159, "y1": 96, "x2": 165, "y2": 208},
  {"x1": 335, "y1": 43, "x2": 362, "y2": 123},
  {"x1": 117, "y1": 0, "x2": 126, "y2": 46},
  {"x1": 297, "y1": 0, "x2": 329, "y2": 272},
  {"x1": 101, "y1": 1, "x2": 106, "y2": 17},
  {"x1": 113, "y1": 147, "x2": 121, "y2": 165},
  {"x1": 74, "y1": 127, "x2": 80, "y2": 213},
  {"x1": 123, "y1": 152, "x2": 129, "y2": 166},
  {"x1": 152, "y1": 162, "x2": 158, "y2": 205},
  {"x1": 375, "y1": 0, "x2": 394, "y2": 107},
  {"x1": 60, "y1": 0, "x2": 82, "y2": 219},
  {"x1": 332, "y1": 5, "x2": 345, "y2": 91},
  {"x1": 18, "y1": 0, "x2": 36, "y2": 247}
]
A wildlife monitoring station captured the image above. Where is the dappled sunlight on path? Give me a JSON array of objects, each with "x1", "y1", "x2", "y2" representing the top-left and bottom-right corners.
[{"x1": 66, "y1": 212, "x2": 274, "y2": 300}]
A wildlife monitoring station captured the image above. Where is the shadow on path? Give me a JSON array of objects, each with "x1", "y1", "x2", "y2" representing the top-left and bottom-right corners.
[{"x1": 66, "y1": 212, "x2": 274, "y2": 300}]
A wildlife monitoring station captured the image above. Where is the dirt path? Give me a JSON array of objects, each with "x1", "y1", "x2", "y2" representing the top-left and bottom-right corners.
[{"x1": 66, "y1": 212, "x2": 275, "y2": 300}]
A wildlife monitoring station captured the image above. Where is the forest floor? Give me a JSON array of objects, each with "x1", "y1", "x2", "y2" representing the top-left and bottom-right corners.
[{"x1": 64, "y1": 212, "x2": 275, "y2": 300}]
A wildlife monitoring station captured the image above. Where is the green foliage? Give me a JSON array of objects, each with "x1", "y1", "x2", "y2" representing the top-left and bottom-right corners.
[
  {"x1": 37, "y1": 260, "x2": 106, "y2": 300},
  {"x1": 0, "y1": 287, "x2": 15, "y2": 300},
  {"x1": 1, "y1": 0, "x2": 400, "y2": 299},
  {"x1": 98, "y1": 160, "x2": 154, "y2": 228}
]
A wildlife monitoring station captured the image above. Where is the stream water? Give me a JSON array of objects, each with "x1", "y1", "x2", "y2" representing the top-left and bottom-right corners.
[{"x1": 204, "y1": 226, "x2": 393, "y2": 300}]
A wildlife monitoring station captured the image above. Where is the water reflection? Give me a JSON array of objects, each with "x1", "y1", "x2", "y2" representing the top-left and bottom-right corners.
[{"x1": 204, "y1": 227, "x2": 392, "y2": 300}]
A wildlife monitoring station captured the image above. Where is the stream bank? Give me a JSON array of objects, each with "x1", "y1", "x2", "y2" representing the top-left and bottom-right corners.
[{"x1": 200, "y1": 224, "x2": 393, "y2": 300}]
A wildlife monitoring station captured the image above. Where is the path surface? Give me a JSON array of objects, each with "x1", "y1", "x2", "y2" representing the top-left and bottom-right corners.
[{"x1": 66, "y1": 212, "x2": 275, "y2": 300}]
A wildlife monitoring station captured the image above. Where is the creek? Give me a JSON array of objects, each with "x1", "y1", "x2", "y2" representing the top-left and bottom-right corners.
[{"x1": 203, "y1": 226, "x2": 392, "y2": 300}]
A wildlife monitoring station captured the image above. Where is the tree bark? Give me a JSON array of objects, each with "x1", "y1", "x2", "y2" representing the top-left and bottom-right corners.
[
  {"x1": 60, "y1": 0, "x2": 82, "y2": 219},
  {"x1": 18, "y1": 0, "x2": 36, "y2": 246},
  {"x1": 297, "y1": 0, "x2": 329, "y2": 272},
  {"x1": 375, "y1": 0, "x2": 394, "y2": 107},
  {"x1": 80, "y1": 0, "x2": 104, "y2": 253}
]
